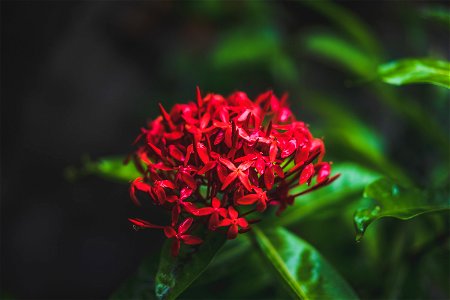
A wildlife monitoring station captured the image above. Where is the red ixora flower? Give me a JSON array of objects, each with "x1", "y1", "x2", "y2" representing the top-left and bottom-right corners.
[{"x1": 128, "y1": 87, "x2": 338, "y2": 255}]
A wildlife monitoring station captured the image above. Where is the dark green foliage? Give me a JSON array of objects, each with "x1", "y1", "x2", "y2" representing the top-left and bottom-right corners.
[{"x1": 78, "y1": 2, "x2": 449, "y2": 299}]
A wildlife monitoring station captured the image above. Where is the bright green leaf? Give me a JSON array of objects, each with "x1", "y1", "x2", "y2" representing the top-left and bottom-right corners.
[
  {"x1": 420, "y1": 6, "x2": 450, "y2": 28},
  {"x1": 378, "y1": 58, "x2": 450, "y2": 89},
  {"x1": 65, "y1": 156, "x2": 141, "y2": 183},
  {"x1": 302, "y1": 32, "x2": 376, "y2": 78},
  {"x1": 298, "y1": 0, "x2": 382, "y2": 59},
  {"x1": 278, "y1": 163, "x2": 380, "y2": 227},
  {"x1": 354, "y1": 178, "x2": 450, "y2": 240},
  {"x1": 155, "y1": 233, "x2": 226, "y2": 300},
  {"x1": 252, "y1": 226, "x2": 359, "y2": 300},
  {"x1": 211, "y1": 29, "x2": 279, "y2": 69}
]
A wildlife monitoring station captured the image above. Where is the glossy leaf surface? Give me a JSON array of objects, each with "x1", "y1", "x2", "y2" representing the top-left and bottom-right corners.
[
  {"x1": 155, "y1": 233, "x2": 226, "y2": 300},
  {"x1": 278, "y1": 163, "x2": 380, "y2": 226},
  {"x1": 354, "y1": 178, "x2": 450, "y2": 240},
  {"x1": 378, "y1": 58, "x2": 450, "y2": 89},
  {"x1": 252, "y1": 226, "x2": 359, "y2": 300}
]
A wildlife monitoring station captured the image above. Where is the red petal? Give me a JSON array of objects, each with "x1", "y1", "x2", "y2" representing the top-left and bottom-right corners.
[
  {"x1": 178, "y1": 217, "x2": 193, "y2": 234},
  {"x1": 171, "y1": 239, "x2": 181, "y2": 257},
  {"x1": 129, "y1": 185, "x2": 140, "y2": 206},
  {"x1": 164, "y1": 226, "x2": 177, "y2": 238},
  {"x1": 237, "y1": 194, "x2": 259, "y2": 205},
  {"x1": 132, "y1": 177, "x2": 150, "y2": 192},
  {"x1": 227, "y1": 224, "x2": 239, "y2": 239},
  {"x1": 264, "y1": 167, "x2": 274, "y2": 190},
  {"x1": 193, "y1": 207, "x2": 214, "y2": 216},
  {"x1": 299, "y1": 163, "x2": 315, "y2": 184},
  {"x1": 273, "y1": 165, "x2": 285, "y2": 178},
  {"x1": 218, "y1": 219, "x2": 232, "y2": 227},
  {"x1": 256, "y1": 200, "x2": 267, "y2": 212},
  {"x1": 181, "y1": 172, "x2": 197, "y2": 190},
  {"x1": 281, "y1": 139, "x2": 297, "y2": 158},
  {"x1": 237, "y1": 217, "x2": 248, "y2": 228},
  {"x1": 316, "y1": 162, "x2": 331, "y2": 183},
  {"x1": 168, "y1": 145, "x2": 185, "y2": 161},
  {"x1": 158, "y1": 103, "x2": 175, "y2": 130},
  {"x1": 217, "y1": 163, "x2": 228, "y2": 183},
  {"x1": 218, "y1": 208, "x2": 228, "y2": 218},
  {"x1": 180, "y1": 187, "x2": 193, "y2": 201},
  {"x1": 128, "y1": 218, "x2": 163, "y2": 229},
  {"x1": 310, "y1": 138, "x2": 325, "y2": 162},
  {"x1": 197, "y1": 161, "x2": 216, "y2": 175},
  {"x1": 238, "y1": 160, "x2": 254, "y2": 171},
  {"x1": 164, "y1": 131, "x2": 184, "y2": 141},
  {"x1": 221, "y1": 172, "x2": 238, "y2": 190},
  {"x1": 182, "y1": 202, "x2": 197, "y2": 214},
  {"x1": 235, "y1": 154, "x2": 257, "y2": 163},
  {"x1": 214, "y1": 130, "x2": 225, "y2": 145},
  {"x1": 224, "y1": 127, "x2": 233, "y2": 148},
  {"x1": 269, "y1": 142, "x2": 278, "y2": 162},
  {"x1": 196, "y1": 86, "x2": 203, "y2": 108},
  {"x1": 219, "y1": 157, "x2": 237, "y2": 171},
  {"x1": 196, "y1": 142, "x2": 210, "y2": 164},
  {"x1": 159, "y1": 180, "x2": 176, "y2": 189},
  {"x1": 211, "y1": 197, "x2": 221, "y2": 208},
  {"x1": 237, "y1": 109, "x2": 250, "y2": 122},
  {"x1": 200, "y1": 112, "x2": 211, "y2": 129},
  {"x1": 208, "y1": 213, "x2": 220, "y2": 230},
  {"x1": 148, "y1": 142, "x2": 163, "y2": 158},
  {"x1": 295, "y1": 145, "x2": 309, "y2": 165},
  {"x1": 228, "y1": 206, "x2": 238, "y2": 219},
  {"x1": 171, "y1": 206, "x2": 181, "y2": 226},
  {"x1": 181, "y1": 235, "x2": 203, "y2": 245},
  {"x1": 184, "y1": 144, "x2": 194, "y2": 166},
  {"x1": 154, "y1": 187, "x2": 167, "y2": 203},
  {"x1": 238, "y1": 172, "x2": 253, "y2": 192}
]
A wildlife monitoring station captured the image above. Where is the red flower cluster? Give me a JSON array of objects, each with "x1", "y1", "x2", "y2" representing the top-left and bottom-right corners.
[{"x1": 128, "y1": 88, "x2": 338, "y2": 256}]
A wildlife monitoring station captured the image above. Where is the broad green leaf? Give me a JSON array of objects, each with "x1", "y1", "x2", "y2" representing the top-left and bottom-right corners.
[
  {"x1": 420, "y1": 6, "x2": 450, "y2": 28},
  {"x1": 354, "y1": 178, "x2": 450, "y2": 240},
  {"x1": 298, "y1": 0, "x2": 382, "y2": 58},
  {"x1": 211, "y1": 28, "x2": 279, "y2": 69},
  {"x1": 155, "y1": 233, "x2": 226, "y2": 300},
  {"x1": 65, "y1": 156, "x2": 141, "y2": 183},
  {"x1": 110, "y1": 256, "x2": 158, "y2": 300},
  {"x1": 304, "y1": 95, "x2": 411, "y2": 184},
  {"x1": 378, "y1": 58, "x2": 450, "y2": 89},
  {"x1": 302, "y1": 32, "x2": 376, "y2": 78},
  {"x1": 252, "y1": 226, "x2": 359, "y2": 300},
  {"x1": 278, "y1": 163, "x2": 380, "y2": 227}
]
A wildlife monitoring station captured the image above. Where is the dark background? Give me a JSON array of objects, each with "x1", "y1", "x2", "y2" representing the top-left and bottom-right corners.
[{"x1": 1, "y1": 1, "x2": 448, "y2": 299}]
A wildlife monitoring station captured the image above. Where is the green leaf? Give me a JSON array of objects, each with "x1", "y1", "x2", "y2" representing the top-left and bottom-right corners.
[
  {"x1": 302, "y1": 32, "x2": 376, "y2": 78},
  {"x1": 278, "y1": 163, "x2": 380, "y2": 226},
  {"x1": 155, "y1": 233, "x2": 226, "y2": 300},
  {"x1": 252, "y1": 226, "x2": 359, "y2": 300},
  {"x1": 298, "y1": 0, "x2": 382, "y2": 59},
  {"x1": 211, "y1": 28, "x2": 279, "y2": 69},
  {"x1": 378, "y1": 58, "x2": 450, "y2": 89},
  {"x1": 354, "y1": 178, "x2": 450, "y2": 240},
  {"x1": 65, "y1": 156, "x2": 141, "y2": 183},
  {"x1": 420, "y1": 6, "x2": 450, "y2": 28}
]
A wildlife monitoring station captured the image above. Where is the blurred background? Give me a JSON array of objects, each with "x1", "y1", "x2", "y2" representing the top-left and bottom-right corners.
[{"x1": 1, "y1": 1, "x2": 449, "y2": 299}]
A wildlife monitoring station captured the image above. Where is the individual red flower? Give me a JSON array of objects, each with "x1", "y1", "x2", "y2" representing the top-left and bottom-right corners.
[
  {"x1": 217, "y1": 206, "x2": 249, "y2": 239},
  {"x1": 164, "y1": 218, "x2": 203, "y2": 256},
  {"x1": 192, "y1": 197, "x2": 227, "y2": 230},
  {"x1": 127, "y1": 87, "x2": 337, "y2": 255}
]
